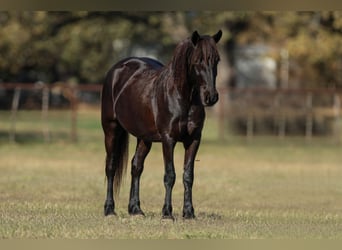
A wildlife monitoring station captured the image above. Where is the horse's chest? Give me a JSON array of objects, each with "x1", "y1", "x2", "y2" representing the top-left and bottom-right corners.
[
  {"x1": 175, "y1": 107, "x2": 205, "y2": 138},
  {"x1": 155, "y1": 94, "x2": 205, "y2": 140}
]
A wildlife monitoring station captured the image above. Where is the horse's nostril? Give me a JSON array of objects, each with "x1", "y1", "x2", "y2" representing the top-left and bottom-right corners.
[
  {"x1": 212, "y1": 93, "x2": 219, "y2": 103},
  {"x1": 205, "y1": 95, "x2": 210, "y2": 104},
  {"x1": 203, "y1": 92, "x2": 219, "y2": 106}
]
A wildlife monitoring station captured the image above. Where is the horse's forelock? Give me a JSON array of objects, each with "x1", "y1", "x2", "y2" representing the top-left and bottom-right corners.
[
  {"x1": 170, "y1": 35, "x2": 219, "y2": 81},
  {"x1": 191, "y1": 37, "x2": 220, "y2": 65}
]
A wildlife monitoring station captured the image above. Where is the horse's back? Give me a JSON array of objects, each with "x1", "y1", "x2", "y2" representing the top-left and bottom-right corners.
[
  {"x1": 134, "y1": 57, "x2": 164, "y2": 69},
  {"x1": 108, "y1": 57, "x2": 163, "y2": 78}
]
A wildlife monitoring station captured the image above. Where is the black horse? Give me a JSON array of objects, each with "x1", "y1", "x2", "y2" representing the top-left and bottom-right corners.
[{"x1": 101, "y1": 30, "x2": 222, "y2": 220}]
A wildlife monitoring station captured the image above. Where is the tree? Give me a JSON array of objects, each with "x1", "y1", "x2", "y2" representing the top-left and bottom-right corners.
[
  {"x1": 1, "y1": 11, "x2": 342, "y2": 88},
  {"x1": 0, "y1": 11, "x2": 173, "y2": 84},
  {"x1": 219, "y1": 11, "x2": 342, "y2": 88}
]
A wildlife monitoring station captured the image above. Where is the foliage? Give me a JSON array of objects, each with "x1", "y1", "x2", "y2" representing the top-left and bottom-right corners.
[
  {"x1": 1, "y1": 11, "x2": 342, "y2": 87},
  {"x1": 221, "y1": 11, "x2": 342, "y2": 88},
  {"x1": 0, "y1": 12, "x2": 172, "y2": 83}
]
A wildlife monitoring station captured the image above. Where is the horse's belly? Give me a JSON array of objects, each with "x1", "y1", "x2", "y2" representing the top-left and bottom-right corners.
[{"x1": 115, "y1": 100, "x2": 160, "y2": 141}]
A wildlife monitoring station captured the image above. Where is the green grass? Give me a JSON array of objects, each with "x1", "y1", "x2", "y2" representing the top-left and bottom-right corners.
[{"x1": 1, "y1": 110, "x2": 342, "y2": 238}]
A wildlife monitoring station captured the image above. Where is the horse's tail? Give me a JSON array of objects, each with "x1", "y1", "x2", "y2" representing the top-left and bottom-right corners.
[
  {"x1": 113, "y1": 128, "x2": 129, "y2": 198},
  {"x1": 102, "y1": 64, "x2": 130, "y2": 199}
]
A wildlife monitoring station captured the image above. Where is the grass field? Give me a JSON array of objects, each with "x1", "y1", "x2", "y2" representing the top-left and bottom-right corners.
[{"x1": 1, "y1": 109, "x2": 342, "y2": 239}]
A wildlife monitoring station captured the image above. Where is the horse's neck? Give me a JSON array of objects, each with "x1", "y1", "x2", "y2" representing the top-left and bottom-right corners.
[
  {"x1": 165, "y1": 64, "x2": 193, "y2": 103},
  {"x1": 154, "y1": 65, "x2": 203, "y2": 129}
]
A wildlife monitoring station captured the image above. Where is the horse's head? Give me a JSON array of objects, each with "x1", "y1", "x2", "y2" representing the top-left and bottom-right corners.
[
  {"x1": 190, "y1": 30, "x2": 222, "y2": 107},
  {"x1": 189, "y1": 30, "x2": 222, "y2": 106}
]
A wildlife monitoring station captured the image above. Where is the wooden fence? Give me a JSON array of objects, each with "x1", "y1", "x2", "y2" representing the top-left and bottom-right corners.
[
  {"x1": 1, "y1": 83, "x2": 102, "y2": 143},
  {"x1": 217, "y1": 87, "x2": 342, "y2": 141},
  {"x1": 2, "y1": 83, "x2": 342, "y2": 143}
]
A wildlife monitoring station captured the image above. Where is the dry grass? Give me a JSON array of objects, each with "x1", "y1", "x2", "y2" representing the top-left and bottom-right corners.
[{"x1": 1, "y1": 110, "x2": 342, "y2": 238}]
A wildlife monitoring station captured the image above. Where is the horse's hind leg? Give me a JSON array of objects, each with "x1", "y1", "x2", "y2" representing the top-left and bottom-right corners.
[
  {"x1": 128, "y1": 139, "x2": 151, "y2": 216},
  {"x1": 103, "y1": 120, "x2": 122, "y2": 216}
]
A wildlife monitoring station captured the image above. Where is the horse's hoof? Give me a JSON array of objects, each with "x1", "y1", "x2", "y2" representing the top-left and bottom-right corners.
[
  {"x1": 128, "y1": 205, "x2": 145, "y2": 217},
  {"x1": 104, "y1": 209, "x2": 116, "y2": 216},
  {"x1": 129, "y1": 210, "x2": 145, "y2": 217},
  {"x1": 183, "y1": 213, "x2": 196, "y2": 220},
  {"x1": 162, "y1": 205, "x2": 174, "y2": 220},
  {"x1": 183, "y1": 206, "x2": 195, "y2": 219},
  {"x1": 104, "y1": 210, "x2": 117, "y2": 217},
  {"x1": 104, "y1": 203, "x2": 116, "y2": 216},
  {"x1": 161, "y1": 215, "x2": 175, "y2": 221},
  {"x1": 130, "y1": 213, "x2": 145, "y2": 219}
]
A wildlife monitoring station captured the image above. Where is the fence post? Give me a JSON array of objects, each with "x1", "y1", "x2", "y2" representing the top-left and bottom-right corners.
[
  {"x1": 305, "y1": 92, "x2": 313, "y2": 141},
  {"x1": 278, "y1": 114, "x2": 286, "y2": 139},
  {"x1": 10, "y1": 87, "x2": 21, "y2": 143},
  {"x1": 70, "y1": 87, "x2": 78, "y2": 143},
  {"x1": 61, "y1": 85, "x2": 79, "y2": 143},
  {"x1": 246, "y1": 112, "x2": 254, "y2": 139},
  {"x1": 41, "y1": 85, "x2": 50, "y2": 143},
  {"x1": 333, "y1": 93, "x2": 341, "y2": 143},
  {"x1": 276, "y1": 93, "x2": 286, "y2": 139},
  {"x1": 218, "y1": 88, "x2": 226, "y2": 141}
]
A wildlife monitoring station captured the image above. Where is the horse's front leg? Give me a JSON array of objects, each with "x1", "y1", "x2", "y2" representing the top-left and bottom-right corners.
[
  {"x1": 161, "y1": 138, "x2": 176, "y2": 220},
  {"x1": 182, "y1": 137, "x2": 201, "y2": 219},
  {"x1": 128, "y1": 139, "x2": 151, "y2": 216}
]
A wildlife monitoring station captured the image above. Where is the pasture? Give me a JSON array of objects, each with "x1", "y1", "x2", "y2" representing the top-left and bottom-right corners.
[{"x1": 1, "y1": 109, "x2": 342, "y2": 239}]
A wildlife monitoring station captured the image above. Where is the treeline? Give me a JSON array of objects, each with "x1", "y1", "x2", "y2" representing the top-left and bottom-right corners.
[{"x1": 1, "y1": 11, "x2": 342, "y2": 88}]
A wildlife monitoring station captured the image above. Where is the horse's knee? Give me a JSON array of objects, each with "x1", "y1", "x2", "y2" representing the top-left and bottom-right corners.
[
  {"x1": 105, "y1": 155, "x2": 115, "y2": 174},
  {"x1": 131, "y1": 156, "x2": 144, "y2": 176},
  {"x1": 164, "y1": 171, "x2": 176, "y2": 187}
]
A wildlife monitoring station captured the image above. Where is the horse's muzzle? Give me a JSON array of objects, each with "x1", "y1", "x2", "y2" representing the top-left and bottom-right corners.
[{"x1": 204, "y1": 91, "x2": 219, "y2": 106}]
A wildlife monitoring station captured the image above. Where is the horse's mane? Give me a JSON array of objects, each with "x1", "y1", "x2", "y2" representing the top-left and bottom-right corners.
[{"x1": 170, "y1": 38, "x2": 194, "y2": 82}]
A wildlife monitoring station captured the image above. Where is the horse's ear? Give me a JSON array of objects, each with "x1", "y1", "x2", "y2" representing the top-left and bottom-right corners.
[
  {"x1": 213, "y1": 30, "x2": 222, "y2": 43},
  {"x1": 191, "y1": 30, "x2": 200, "y2": 46}
]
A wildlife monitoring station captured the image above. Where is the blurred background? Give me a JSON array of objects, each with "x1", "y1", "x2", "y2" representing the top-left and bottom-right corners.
[
  {"x1": 1, "y1": 11, "x2": 342, "y2": 142},
  {"x1": 2, "y1": 12, "x2": 342, "y2": 239}
]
